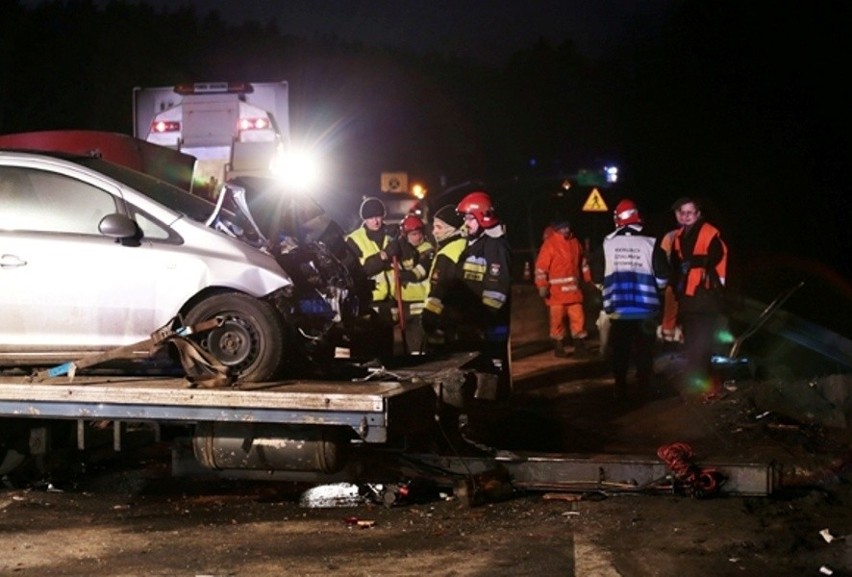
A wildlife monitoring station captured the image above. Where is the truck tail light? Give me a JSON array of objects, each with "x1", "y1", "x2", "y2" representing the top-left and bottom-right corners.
[
  {"x1": 238, "y1": 117, "x2": 270, "y2": 131},
  {"x1": 151, "y1": 120, "x2": 180, "y2": 133}
]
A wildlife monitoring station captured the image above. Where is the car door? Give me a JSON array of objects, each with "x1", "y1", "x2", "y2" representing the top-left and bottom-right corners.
[{"x1": 0, "y1": 164, "x2": 162, "y2": 354}]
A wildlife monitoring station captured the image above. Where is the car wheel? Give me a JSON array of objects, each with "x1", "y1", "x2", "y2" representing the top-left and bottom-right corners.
[{"x1": 184, "y1": 293, "x2": 288, "y2": 382}]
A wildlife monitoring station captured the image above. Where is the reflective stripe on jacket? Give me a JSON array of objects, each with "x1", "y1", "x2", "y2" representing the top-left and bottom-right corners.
[
  {"x1": 461, "y1": 231, "x2": 511, "y2": 315},
  {"x1": 602, "y1": 225, "x2": 667, "y2": 320},
  {"x1": 424, "y1": 236, "x2": 466, "y2": 316},
  {"x1": 534, "y1": 232, "x2": 591, "y2": 305},
  {"x1": 345, "y1": 227, "x2": 395, "y2": 302},
  {"x1": 400, "y1": 240, "x2": 434, "y2": 304}
]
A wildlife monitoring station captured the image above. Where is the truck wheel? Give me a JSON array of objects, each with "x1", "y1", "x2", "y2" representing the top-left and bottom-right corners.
[{"x1": 184, "y1": 293, "x2": 288, "y2": 382}]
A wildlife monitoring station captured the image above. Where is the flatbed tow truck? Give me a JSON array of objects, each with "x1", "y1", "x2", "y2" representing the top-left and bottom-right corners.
[
  {"x1": 0, "y1": 351, "x2": 479, "y2": 478},
  {"x1": 7, "y1": 279, "x2": 833, "y2": 501},
  {"x1": 7, "y1": 284, "x2": 836, "y2": 499},
  {"x1": 0, "y1": 312, "x2": 779, "y2": 500}
]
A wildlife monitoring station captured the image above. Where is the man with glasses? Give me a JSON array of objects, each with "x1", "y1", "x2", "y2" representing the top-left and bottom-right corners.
[{"x1": 669, "y1": 197, "x2": 729, "y2": 399}]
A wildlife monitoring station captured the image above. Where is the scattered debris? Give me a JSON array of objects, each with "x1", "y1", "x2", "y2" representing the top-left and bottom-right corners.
[
  {"x1": 453, "y1": 467, "x2": 515, "y2": 507},
  {"x1": 656, "y1": 442, "x2": 726, "y2": 498},
  {"x1": 299, "y1": 482, "x2": 366, "y2": 508},
  {"x1": 820, "y1": 528, "x2": 844, "y2": 544},
  {"x1": 343, "y1": 517, "x2": 376, "y2": 529}
]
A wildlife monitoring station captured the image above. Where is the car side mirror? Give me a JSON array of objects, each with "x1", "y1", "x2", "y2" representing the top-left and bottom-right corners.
[{"x1": 99, "y1": 213, "x2": 139, "y2": 239}]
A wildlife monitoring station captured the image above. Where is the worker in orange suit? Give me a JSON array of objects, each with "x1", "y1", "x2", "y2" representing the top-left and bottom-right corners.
[
  {"x1": 657, "y1": 206, "x2": 688, "y2": 344},
  {"x1": 535, "y1": 219, "x2": 592, "y2": 358}
]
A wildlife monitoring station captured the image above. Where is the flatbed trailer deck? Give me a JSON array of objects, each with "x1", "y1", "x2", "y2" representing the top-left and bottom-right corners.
[
  {"x1": 0, "y1": 375, "x2": 436, "y2": 444},
  {"x1": 0, "y1": 353, "x2": 478, "y2": 476}
]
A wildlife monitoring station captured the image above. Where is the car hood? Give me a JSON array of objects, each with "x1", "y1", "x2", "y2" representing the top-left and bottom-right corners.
[{"x1": 169, "y1": 215, "x2": 294, "y2": 296}]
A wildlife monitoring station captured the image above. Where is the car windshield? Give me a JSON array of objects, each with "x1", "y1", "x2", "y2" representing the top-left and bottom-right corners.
[
  {"x1": 227, "y1": 176, "x2": 327, "y2": 241},
  {"x1": 75, "y1": 156, "x2": 216, "y2": 223}
]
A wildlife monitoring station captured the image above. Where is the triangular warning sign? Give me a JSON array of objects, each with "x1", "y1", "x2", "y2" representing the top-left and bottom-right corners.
[{"x1": 582, "y1": 188, "x2": 608, "y2": 212}]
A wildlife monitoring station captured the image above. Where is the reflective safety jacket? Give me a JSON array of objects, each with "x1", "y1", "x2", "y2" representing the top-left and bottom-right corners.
[
  {"x1": 672, "y1": 221, "x2": 727, "y2": 297},
  {"x1": 534, "y1": 232, "x2": 591, "y2": 305},
  {"x1": 460, "y1": 228, "x2": 511, "y2": 320},
  {"x1": 601, "y1": 224, "x2": 668, "y2": 320},
  {"x1": 399, "y1": 240, "x2": 435, "y2": 312},
  {"x1": 345, "y1": 226, "x2": 395, "y2": 303},
  {"x1": 424, "y1": 235, "x2": 466, "y2": 316}
]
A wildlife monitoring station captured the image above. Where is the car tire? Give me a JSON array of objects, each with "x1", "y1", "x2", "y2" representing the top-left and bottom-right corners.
[{"x1": 184, "y1": 293, "x2": 288, "y2": 382}]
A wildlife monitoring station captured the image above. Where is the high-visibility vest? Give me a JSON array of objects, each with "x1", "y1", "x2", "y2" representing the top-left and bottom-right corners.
[
  {"x1": 424, "y1": 236, "x2": 466, "y2": 316},
  {"x1": 400, "y1": 240, "x2": 434, "y2": 307},
  {"x1": 673, "y1": 222, "x2": 727, "y2": 297},
  {"x1": 346, "y1": 227, "x2": 395, "y2": 302},
  {"x1": 602, "y1": 227, "x2": 666, "y2": 320}
]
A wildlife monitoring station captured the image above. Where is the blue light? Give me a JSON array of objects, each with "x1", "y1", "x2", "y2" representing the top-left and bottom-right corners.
[{"x1": 604, "y1": 166, "x2": 619, "y2": 183}]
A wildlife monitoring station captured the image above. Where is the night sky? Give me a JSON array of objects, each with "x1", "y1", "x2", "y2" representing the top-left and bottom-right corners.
[{"x1": 4, "y1": 0, "x2": 851, "y2": 336}]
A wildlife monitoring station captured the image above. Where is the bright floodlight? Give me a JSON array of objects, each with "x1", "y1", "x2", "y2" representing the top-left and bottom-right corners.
[
  {"x1": 604, "y1": 165, "x2": 619, "y2": 183},
  {"x1": 270, "y1": 148, "x2": 321, "y2": 192}
]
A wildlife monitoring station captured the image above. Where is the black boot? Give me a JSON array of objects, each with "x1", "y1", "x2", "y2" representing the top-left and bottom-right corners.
[
  {"x1": 552, "y1": 339, "x2": 567, "y2": 358},
  {"x1": 573, "y1": 338, "x2": 591, "y2": 359}
]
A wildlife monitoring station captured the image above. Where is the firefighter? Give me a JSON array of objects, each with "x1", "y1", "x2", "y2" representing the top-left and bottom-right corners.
[
  {"x1": 455, "y1": 191, "x2": 512, "y2": 399},
  {"x1": 669, "y1": 196, "x2": 729, "y2": 399},
  {"x1": 345, "y1": 196, "x2": 398, "y2": 358},
  {"x1": 593, "y1": 199, "x2": 670, "y2": 400},
  {"x1": 422, "y1": 204, "x2": 469, "y2": 349},
  {"x1": 396, "y1": 214, "x2": 435, "y2": 354},
  {"x1": 534, "y1": 219, "x2": 593, "y2": 358}
]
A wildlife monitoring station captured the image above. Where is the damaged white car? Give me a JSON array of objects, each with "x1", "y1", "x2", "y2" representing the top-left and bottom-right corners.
[{"x1": 0, "y1": 150, "x2": 373, "y2": 381}]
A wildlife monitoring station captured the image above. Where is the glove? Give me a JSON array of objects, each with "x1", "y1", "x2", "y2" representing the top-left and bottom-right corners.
[
  {"x1": 537, "y1": 286, "x2": 549, "y2": 299},
  {"x1": 421, "y1": 310, "x2": 440, "y2": 335},
  {"x1": 398, "y1": 269, "x2": 418, "y2": 284},
  {"x1": 384, "y1": 239, "x2": 401, "y2": 259}
]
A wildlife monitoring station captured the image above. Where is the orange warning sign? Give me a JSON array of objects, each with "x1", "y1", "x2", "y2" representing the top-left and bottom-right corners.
[{"x1": 582, "y1": 188, "x2": 608, "y2": 212}]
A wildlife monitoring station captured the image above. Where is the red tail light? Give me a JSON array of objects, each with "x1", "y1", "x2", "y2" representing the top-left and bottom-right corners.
[
  {"x1": 238, "y1": 117, "x2": 270, "y2": 131},
  {"x1": 151, "y1": 120, "x2": 180, "y2": 133}
]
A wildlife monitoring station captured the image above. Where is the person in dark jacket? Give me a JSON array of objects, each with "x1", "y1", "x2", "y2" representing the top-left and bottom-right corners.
[
  {"x1": 422, "y1": 204, "x2": 469, "y2": 350},
  {"x1": 669, "y1": 197, "x2": 729, "y2": 399},
  {"x1": 455, "y1": 191, "x2": 512, "y2": 400}
]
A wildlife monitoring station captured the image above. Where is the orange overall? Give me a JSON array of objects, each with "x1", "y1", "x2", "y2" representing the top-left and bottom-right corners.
[{"x1": 535, "y1": 232, "x2": 592, "y2": 340}]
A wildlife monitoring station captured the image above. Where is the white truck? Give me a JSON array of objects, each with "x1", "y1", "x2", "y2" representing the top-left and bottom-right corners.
[{"x1": 132, "y1": 81, "x2": 290, "y2": 196}]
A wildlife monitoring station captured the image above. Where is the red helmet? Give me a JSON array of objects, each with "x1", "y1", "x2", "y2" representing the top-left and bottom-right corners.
[
  {"x1": 456, "y1": 191, "x2": 499, "y2": 229},
  {"x1": 614, "y1": 198, "x2": 642, "y2": 227},
  {"x1": 400, "y1": 214, "x2": 424, "y2": 233}
]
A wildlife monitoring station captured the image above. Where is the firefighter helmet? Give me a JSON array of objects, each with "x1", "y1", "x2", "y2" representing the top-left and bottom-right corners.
[
  {"x1": 614, "y1": 198, "x2": 642, "y2": 227},
  {"x1": 400, "y1": 214, "x2": 425, "y2": 233},
  {"x1": 456, "y1": 191, "x2": 499, "y2": 229}
]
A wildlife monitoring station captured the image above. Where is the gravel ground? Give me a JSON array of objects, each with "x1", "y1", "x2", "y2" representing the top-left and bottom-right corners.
[{"x1": 2, "y1": 359, "x2": 851, "y2": 577}]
